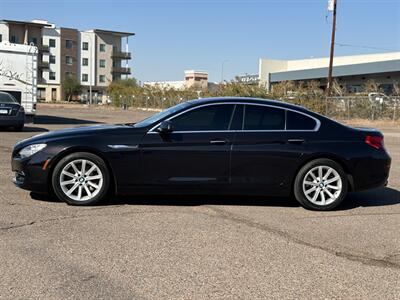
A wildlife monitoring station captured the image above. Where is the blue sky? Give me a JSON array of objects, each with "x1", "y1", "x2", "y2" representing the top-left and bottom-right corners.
[{"x1": 1, "y1": 0, "x2": 399, "y2": 82}]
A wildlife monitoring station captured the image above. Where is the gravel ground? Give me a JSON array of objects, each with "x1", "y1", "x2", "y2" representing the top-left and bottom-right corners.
[{"x1": 0, "y1": 104, "x2": 399, "y2": 299}]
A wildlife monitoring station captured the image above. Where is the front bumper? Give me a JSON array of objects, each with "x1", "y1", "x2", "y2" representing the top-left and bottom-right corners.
[{"x1": 11, "y1": 154, "x2": 50, "y2": 193}]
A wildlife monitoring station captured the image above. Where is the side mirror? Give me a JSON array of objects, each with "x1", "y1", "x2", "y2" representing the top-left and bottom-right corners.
[{"x1": 156, "y1": 120, "x2": 174, "y2": 134}]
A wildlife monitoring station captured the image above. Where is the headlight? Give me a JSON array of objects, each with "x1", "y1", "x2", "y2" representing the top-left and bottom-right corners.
[{"x1": 19, "y1": 144, "x2": 47, "y2": 158}]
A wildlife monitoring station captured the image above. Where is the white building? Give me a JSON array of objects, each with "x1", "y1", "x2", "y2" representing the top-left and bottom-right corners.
[{"x1": 259, "y1": 52, "x2": 400, "y2": 94}]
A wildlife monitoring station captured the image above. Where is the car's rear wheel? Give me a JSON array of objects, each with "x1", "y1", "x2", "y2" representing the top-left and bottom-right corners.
[
  {"x1": 52, "y1": 152, "x2": 109, "y2": 205},
  {"x1": 294, "y1": 159, "x2": 348, "y2": 211}
]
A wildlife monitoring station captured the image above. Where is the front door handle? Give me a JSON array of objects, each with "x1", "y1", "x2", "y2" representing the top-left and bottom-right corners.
[
  {"x1": 287, "y1": 139, "x2": 305, "y2": 144},
  {"x1": 210, "y1": 139, "x2": 228, "y2": 145}
]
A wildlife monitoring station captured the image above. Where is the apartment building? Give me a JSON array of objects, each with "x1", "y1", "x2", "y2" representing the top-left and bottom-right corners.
[{"x1": 0, "y1": 19, "x2": 134, "y2": 102}]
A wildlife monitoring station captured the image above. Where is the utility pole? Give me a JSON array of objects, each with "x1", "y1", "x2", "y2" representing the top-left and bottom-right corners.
[{"x1": 326, "y1": 0, "x2": 337, "y2": 96}]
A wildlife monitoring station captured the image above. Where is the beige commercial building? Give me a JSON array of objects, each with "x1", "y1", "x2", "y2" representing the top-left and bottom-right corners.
[
  {"x1": 145, "y1": 70, "x2": 209, "y2": 90},
  {"x1": 259, "y1": 52, "x2": 400, "y2": 94}
]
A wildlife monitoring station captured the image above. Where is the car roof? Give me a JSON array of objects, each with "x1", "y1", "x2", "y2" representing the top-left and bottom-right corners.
[{"x1": 186, "y1": 97, "x2": 311, "y2": 113}]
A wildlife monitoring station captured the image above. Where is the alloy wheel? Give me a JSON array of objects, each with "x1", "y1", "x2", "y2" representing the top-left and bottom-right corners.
[
  {"x1": 59, "y1": 159, "x2": 104, "y2": 201},
  {"x1": 302, "y1": 165, "x2": 342, "y2": 206}
]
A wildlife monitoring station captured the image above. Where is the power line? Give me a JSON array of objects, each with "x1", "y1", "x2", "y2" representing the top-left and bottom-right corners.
[{"x1": 335, "y1": 42, "x2": 400, "y2": 52}]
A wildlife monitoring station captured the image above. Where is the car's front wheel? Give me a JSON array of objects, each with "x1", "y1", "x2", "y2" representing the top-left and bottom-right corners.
[
  {"x1": 294, "y1": 158, "x2": 348, "y2": 211},
  {"x1": 52, "y1": 152, "x2": 110, "y2": 205}
]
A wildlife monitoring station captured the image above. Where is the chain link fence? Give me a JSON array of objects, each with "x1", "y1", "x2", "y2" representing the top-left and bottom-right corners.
[{"x1": 326, "y1": 96, "x2": 400, "y2": 121}]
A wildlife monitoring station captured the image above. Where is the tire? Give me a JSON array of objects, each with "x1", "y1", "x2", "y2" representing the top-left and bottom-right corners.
[
  {"x1": 293, "y1": 158, "x2": 348, "y2": 211},
  {"x1": 14, "y1": 124, "x2": 24, "y2": 132},
  {"x1": 52, "y1": 152, "x2": 110, "y2": 205}
]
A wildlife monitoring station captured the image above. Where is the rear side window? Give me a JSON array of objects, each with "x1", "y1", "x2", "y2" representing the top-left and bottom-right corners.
[
  {"x1": 172, "y1": 104, "x2": 235, "y2": 131},
  {"x1": 286, "y1": 111, "x2": 317, "y2": 130},
  {"x1": 244, "y1": 105, "x2": 285, "y2": 130}
]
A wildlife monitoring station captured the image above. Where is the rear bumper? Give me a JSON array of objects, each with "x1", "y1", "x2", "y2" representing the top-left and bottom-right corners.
[
  {"x1": 0, "y1": 112, "x2": 25, "y2": 127},
  {"x1": 352, "y1": 150, "x2": 391, "y2": 191}
]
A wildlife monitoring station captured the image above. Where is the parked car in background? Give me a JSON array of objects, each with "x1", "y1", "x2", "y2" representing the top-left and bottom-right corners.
[
  {"x1": 11, "y1": 97, "x2": 391, "y2": 210},
  {"x1": 0, "y1": 91, "x2": 25, "y2": 131}
]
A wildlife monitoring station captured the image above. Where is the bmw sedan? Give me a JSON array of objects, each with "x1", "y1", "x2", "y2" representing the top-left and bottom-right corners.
[
  {"x1": 0, "y1": 91, "x2": 25, "y2": 131},
  {"x1": 11, "y1": 97, "x2": 391, "y2": 210}
]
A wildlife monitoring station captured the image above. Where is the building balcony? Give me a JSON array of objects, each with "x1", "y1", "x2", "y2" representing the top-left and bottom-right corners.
[
  {"x1": 112, "y1": 67, "x2": 131, "y2": 74},
  {"x1": 38, "y1": 45, "x2": 50, "y2": 52},
  {"x1": 112, "y1": 51, "x2": 132, "y2": 60},
  {"x1": 37, "y1": 77, "x2": 46, "y2": 84},
  {"x1": 38, "y1": 61, "x2": 50, "y2": 69}
]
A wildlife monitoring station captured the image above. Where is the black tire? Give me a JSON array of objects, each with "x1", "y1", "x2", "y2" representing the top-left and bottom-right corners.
[
  {"x1": 293, "y1": 158, "x2": 348, "y2": 211},
  {"x1": 52, "y1": 152, "x2": 110, "y2": 205},
  {"x1": 14, "y1": 124, "x2": 24, "y2": 132}
]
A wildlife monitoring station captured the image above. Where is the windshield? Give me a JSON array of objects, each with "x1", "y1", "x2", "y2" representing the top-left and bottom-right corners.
[
  {"x1": 133, "y1": 101, "x2": 192, "y2": 128},
  {"x1": 0, "y1": 92, "x2": 17, "y2": 104}
]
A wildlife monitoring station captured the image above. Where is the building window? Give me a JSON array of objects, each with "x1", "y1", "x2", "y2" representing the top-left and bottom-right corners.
[
  {"x1": 0, "y1": 34, "x2": 2, "y2": 42},
  {"x1": 82, "y1": 74, "x2": 88, "y2": 82},
  {"x1": 50, "y1": 55, "x2": 56, "y2": 64},
  {"x1": 49, "y1": 72, "x2": 56, "y2": 80},
  {"x1": 49, "y1": 39, "x2": 56, "y2": 47},
  {"x1": 99, "y1": 75, "x2": 106, "y2": 83},
  {"x1": 66, "y1": 56, "x2": 73, "y2": 65},
  {"x1": 99, "y1": 59, "x2": 106, "y2": 68},
  {"x1": 82, "y1": 58, "x2": 89, "y2": 66},
  {"x1": 99, "y1": 44, "x2": 106, "y2": 52},
  {"x1": 65, "y1": 72, "x2": 73, "y2": 77},
  {"x1": 28, "y1": 37, "x2": 37, "y2": 45},
  {"x1": 82, "y1": 42, "x2": 89, "y2": 50},
  {"x1": 65, "y1": 39, "x2": 73, "y2": 49},
  {"x1": 10, "y1": 36, "x2": 19, "y2": 43}
]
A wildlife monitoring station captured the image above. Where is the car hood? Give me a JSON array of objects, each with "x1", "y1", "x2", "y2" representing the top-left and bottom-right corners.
[{"x1": 15, "y1": 124, "x2": 135, "y2": 149}]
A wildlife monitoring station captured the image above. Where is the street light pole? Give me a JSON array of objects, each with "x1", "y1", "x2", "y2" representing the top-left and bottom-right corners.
[{"x1": 327, "y1": 0, "x2": 337, "y2": 96}]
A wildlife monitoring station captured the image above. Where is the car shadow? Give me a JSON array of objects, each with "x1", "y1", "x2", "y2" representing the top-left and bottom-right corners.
[
  {"x1": 30, "y1": 186, "x2": 400, "y2": 210},
  {"x1": 105, "y1": 194, "x2": 300, "y2": 208},
  {"x1": 0, "y1": 126, "x2": 48, "y2": 132},
  {"x1": 338, "y1": 187, "x2": 400, "y2": 210},
  {"x1": 23, "y1": 126, "x2": 49, "y2": 132},
  {"x1": 33, "y1": 115, "x2": 102, "y2": 125},
  {"x1": 29, "y1": 192, "x2": 299, "y2": 208}
]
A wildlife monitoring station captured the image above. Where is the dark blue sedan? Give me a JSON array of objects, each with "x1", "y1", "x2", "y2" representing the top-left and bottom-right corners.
[{"x1": 0, "y1": 91, "x2": 25, "y2": 131}]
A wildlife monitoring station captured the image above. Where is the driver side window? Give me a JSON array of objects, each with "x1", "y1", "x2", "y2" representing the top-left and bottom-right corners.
[{"x1": 171, "y1": 104, "x2": 235, "y2": 131}]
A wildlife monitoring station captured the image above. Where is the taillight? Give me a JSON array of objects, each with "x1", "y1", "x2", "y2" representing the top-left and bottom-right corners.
[{"x1": 365, "y1": 135, "x2": 384, "y2": 150}]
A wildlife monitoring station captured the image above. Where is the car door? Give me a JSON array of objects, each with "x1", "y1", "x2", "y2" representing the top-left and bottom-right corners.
[
  {"x1": 137, "y1": 103, "x2": 238, "y2": 191},
  {"x1": 230, "y1": 104, "x2": 318, "y2": 195}
]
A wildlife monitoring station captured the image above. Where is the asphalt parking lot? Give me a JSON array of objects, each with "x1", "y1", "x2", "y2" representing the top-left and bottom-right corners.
[{"x1": 1, "y1": 104, "x2": 399, "y2": 299}]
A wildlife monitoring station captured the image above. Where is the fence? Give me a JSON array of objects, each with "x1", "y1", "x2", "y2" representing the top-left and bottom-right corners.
[
  {"x1": 112, "y1": 93, "x2": 400, "y2": 122},
  {"x1": 326, "y1": 96, "x2": 400, "y2": 121}
]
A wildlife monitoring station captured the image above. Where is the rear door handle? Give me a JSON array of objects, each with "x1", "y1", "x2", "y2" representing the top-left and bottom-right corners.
[
  {"x1": 210, "y1": 139, "x2": 228, "y2": 145},
  {"x1": 287, "y1": 139, "x2": 305, "y2": 144}
]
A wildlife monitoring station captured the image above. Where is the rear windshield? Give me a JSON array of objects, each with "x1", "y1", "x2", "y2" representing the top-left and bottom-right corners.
[{"x1": 0, "y1": 93, "x2": 17, "y2": 103}]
